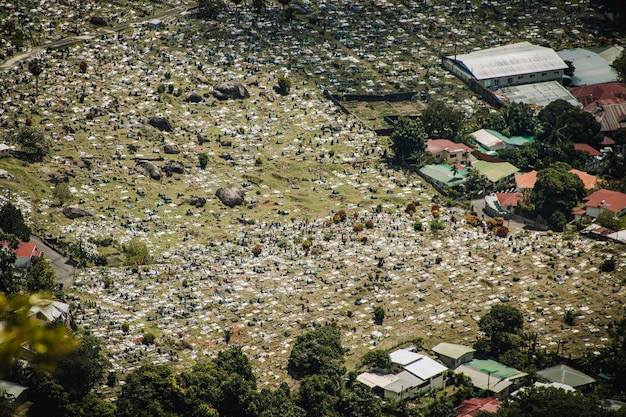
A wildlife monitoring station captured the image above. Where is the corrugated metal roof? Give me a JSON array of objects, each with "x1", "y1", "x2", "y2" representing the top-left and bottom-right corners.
[
  {"x1": 449, "y1": 42, "x2": 567, "y2": 81},
  {"x1": 390, "y1": 349, "x2": 422, "y2": 366},
  {"x1": 432, "y1": 342, "x2": 475, "y2": 360},
  {"x1": 404, "y1": 356, "x2": 448, "y2": 380},
  {"x1": 557, "y1": 48, "x2": 619, "y2": 86},
  {"x1": 537, "y1": 364, "x2": 596, "y2": 388},
  {"x1": 472, "y1": 161, "x2": 519, "y2": 183}
]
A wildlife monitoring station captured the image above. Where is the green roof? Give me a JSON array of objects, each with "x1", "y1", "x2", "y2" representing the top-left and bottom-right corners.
[
  {"x1": 419, "y1": 164, "x2": 467, "y2": 187},
  {"x1": 432, "y1": 343, "x2": 475, "y2": 360},
  {"x1": 472, "y1": 160, "x2": 519, "y2": 183},
  {"x1": 503, "y1": 135, "x2": 534, "y2": 147},
  {"x1": 485, "y1": 129, "x2": 509, "y2": 142},
  {"x1": 465, "y1": 359, "x2": 522, "y2": 379}
]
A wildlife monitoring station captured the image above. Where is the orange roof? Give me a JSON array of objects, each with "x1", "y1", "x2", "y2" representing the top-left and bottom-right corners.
[
  {"x1": 515, "y1": 170, "x2": 537, "y2": 189},
  {"x1": 583, "y1": 189, "x2": 626, "y2": 213},
  {"x1": 574, "y1": 143, "x2": 602, "y2": 157},
  {"x1": 456, "y1": 398, "x2": 500, "y2": 417},
  {"x1": 426, "y1": 139, "x2": 474, "y2": 154},
  {"x1": 569, "y1": 169, "x2": 598, "y2": 190},
  {"x1": 496, "y1": 192, "x2": 523, "y2": 207},
  {"x1": 1, "y1": 241, "x2": 41, "y2": 259}
]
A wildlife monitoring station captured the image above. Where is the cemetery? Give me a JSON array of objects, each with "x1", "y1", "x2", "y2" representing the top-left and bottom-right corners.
[{"x1": 0, "y1": 0, "x2": 625, "y2": 395}]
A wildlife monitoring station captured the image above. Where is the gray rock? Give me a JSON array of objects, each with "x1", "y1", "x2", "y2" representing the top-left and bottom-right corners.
[
  {"x1": 136, "y1": 160, "x2": 163, "y2": 180},
  {"x1": 212, "y1": 82, "x2": 250, "y2": 100},
  {"x1": 89, "y1": 16, "x2": 107, "y2": 26},
  {"x1": 163, "y1": 144, "x2": 180, "y2": 154},
  {"x1": 163, "y1": 162, "x2": 184, "y2": 176},
  {"x1": 219, "y1": 153, "x2": 233, "y2": 161},
  {"x1": 184, "y1": 92, "x2": 203, "y2": 103},
  {"x1": 148, "y1": 117, "x2": 172, "y2": 132},
  {"x1": 63, "y1": 206, "x2": 93, "y2": 219},
  {"x1": 215, "y1": 187, "x2": 245, "y2": 207},
  {"x1": 188, "y1": 196, "x2": 207, "y2": 208}
]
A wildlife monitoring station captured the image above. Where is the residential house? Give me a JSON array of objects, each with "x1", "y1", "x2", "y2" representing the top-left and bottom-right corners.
[
  {"x1": 29, "y1": 300, "x2": 72, "y2": 326},
  {"x1": 536, "y1": 364, "x2": 596, "y2": 391},
  {"x1": 472, "y1": 160, "x2": 519, "y2": 186},
  {"x1": 454, "y1": 359, "x2": 527, "y2": 398},
  {"x1": 484, "y1": 192, "x2": 524, "y2": 219},
  {"x1": 357, "y1": 348, "x2": 449, "y2": 401},
  {"x1": 516, "y1": 169, "x2": 599, "y2": 191},
  {"x1": 456, "y1": 397, "x2": 500, "y2": 417},
  {"x1": 432, "y1": 343, "x2": 475, "y2": 369},
  {"x1": 574, "y1": 143, "x2": 602, "y2": 158},
  {"x1": 0, "y1": 380, "x2": 28, "y2": 409},
  {"x1": 426, "y1": 139, "x2": 474, "y2": 164},
  {"x1": 0, "y1": 240, "x2": 42, "y2": 276},
  {"x1": 443, "y1": 42, "x2": 567, "y2": 89},
  {"x1": 578, "y1": 189, "x2": 626, "y2": 219},
  {"x1": 419, "y1": 164, "x2": 468, "y2": 190},
  {"x1": 571, "y1": 83, "x2": 626, "y2": 133},
  {"x1": 471, "y1": 129, "x2": 507, "y2": 154}
]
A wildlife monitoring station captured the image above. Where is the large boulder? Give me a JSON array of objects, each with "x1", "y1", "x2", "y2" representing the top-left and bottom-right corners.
[
  {"x1": 148, "y1": 117, "x2": 172, "y2": 132},
  {"x1": 163, "y1": 144, "x2": 180, "y2": 154},
  {"x1": 89, "y1": 16, "x2": 107, "y2": 26},
  {"x1": 212, "y1": 82, "x2": 250, "y2": 100},
  {"x1": 188, "y1": 196, "x2": 207, "y2": 208},
  {"x1": 63, "y1": 206, "x2": 93, "y2": 219},
  {"x1": 136, "y1": 160, "x2": 163, "y2": 180},
  {"x1": 184, "y1": 92, "x2": 203, "y2": 103},
  {"x1": 215, "y1": 187, "x2": 245, "y2": 207},
  {"x1": 163, "y1": 162, "x2": 184, "y2": 176}
]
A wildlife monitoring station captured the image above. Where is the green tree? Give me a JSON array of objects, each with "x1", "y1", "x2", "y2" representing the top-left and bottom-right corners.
[
  {"x1": 529, "y1": 165, "x2": 585, "y2": 224},
  {"x1": 27, "y1": 370, "x2": 71, "y2": 417},
  {"x1": 475, "y1": 304, "x2": 524, "y2": 358},
  {"x1": 389, "y1": 117, "x2": 427, "y2": 161},
  {"x1": 214, "y1": 347, "x2": 256, "y2": 385},
  {"x1": 277, "y1": 76, "x2": 292, "y2": 95},
  {"x1": 297, "y1": 374, "x2": 341, "y2": 417},
  {"x1": 537, "y1": 99, "x2": 602, "y2": 146},
  {"x1": 52, "y1": 182, "x2": 73, "y2": 206},
  {"x1": 25, "y1": 257, "x2": 56, "y2": 293},
  {"x1": 123, "y1": 238, "x2": 151, "y2": 265},
  {"x1": 288, "y1": 326, "x2": 345, "y2": 379},
  {"x1": 0, "y1": 201, "x2": 30, "y2": 242},
  {"x1": 252, "y1": 0, "x2": 266, "y2": 12},
  {"x1": 198, "y1": 152, "x2": 209, "y2": 170},
  {"x1": 338, "y1": 382, "x2": 383, "y2": 417},
  {"x1": 29, "y1": 59, "x2": 43, "y2": 96},
  {"x1": 8, "y1": 126, "x2": 51, "y2": 162},
  {"x1": 373, "y1": 306, "x2": 385, "y2": 325},
  {"x1": 360, "y1": 350, "x2": 391, "y2": 370},
  {"x1": 611, "y1": 49, "x2": 626, "y2": 82},
  {"x1": 421, "y1": 101, "x2": 465, "y2": 139},
  {"x1": 492, "y1": 386, "x2": 608, "y2": 417},
  {"x1": 596, "y1": 210, "x2": 621, "y2": 230},
  {"x1": 424, "y1": 397, "x2": 456, "y2": 417},
  {"x1": 54, "y1": 334, "x2": 109, "y2": 401},
  {"x1": 197, "y1": 0, "x2": 227, "y2": 18},
  {"x1": 499, "y1": 102, "x2": 535, "y2": 137}
]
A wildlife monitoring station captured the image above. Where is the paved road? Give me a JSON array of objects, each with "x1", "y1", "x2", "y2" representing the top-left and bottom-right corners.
[
  {"x1": 30, "y1": 236, "x2": 76, "y2": 289},
  {"x1": 0, "y1": 4, "x2": 196, "y2": 73}
]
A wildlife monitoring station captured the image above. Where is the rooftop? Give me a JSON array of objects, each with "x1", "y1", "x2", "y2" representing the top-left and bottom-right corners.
[
  {"x1": 494, "y1": 81, "x2": 580, "y2": 107},
  {"x1": 390, "y1": 348, "x2": 423, "y2": 366},
  {"x1": 536, "y1": 364, "x2": 596, "y2": 388},
  {"x1": 583, "y1": 189, "x2": 626, "y2": 213},
  {"x1": 426, "y1": 139, "x2": 474, "y2": 154},
  {"x1": 448, "y1": 42, "x2": 567, "y2": 81},
  {"x1": 472, "y1": 160, "x2": 519, "y2": 183},
  {"x1": 432, "y1": 342, "x2": 476, "y2": 360},
  {"x1": 403, "y1": 355, "x2": 448, "y2": 380},
  {"x1": 557, "y1": 48, "x2": 619, "y2": 86}
]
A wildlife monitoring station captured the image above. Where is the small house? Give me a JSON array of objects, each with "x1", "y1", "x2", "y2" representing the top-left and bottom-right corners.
[
  {"x1": 432, "y1": 343, "x2": 475, "y2": 369},
  {"x1": 536, "y1": 364, "x2": 596, "y2": 391}
]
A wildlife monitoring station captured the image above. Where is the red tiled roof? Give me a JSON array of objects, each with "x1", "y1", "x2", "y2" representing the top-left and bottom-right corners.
[
  {"x1": 515, "y1": 170, "x2": 537, "y2": 189},
  {"x1": 496, "y1": 192, "x2": 523, "y2": 207},
  {"x1": 456, "y1": 398, "x2": 500, "y2": 417},
  {"x1": 571, "y1": 83, "x2": 626, "y2": 106},
  {"x1": 601, "y1": 136, "x2": 616, "y2": 145},
  {"x1": 572, "y1": 83, "x2": 626, "y2": 132},
  {"x1": 15, "y1": 242, "x2": 38, "y2": 258},
  {"x1": 574, "y1": 143, "x2": 602, "y2": 157},
  {"x1": 583, "y1": 189, "x2": 626, "y2": 213},
  {"x1": 426, "y1": 139, "x2": 474, "y2": 154},
  {"x1": 569, "y1": 169, "x2": 599, "y2": 190}
]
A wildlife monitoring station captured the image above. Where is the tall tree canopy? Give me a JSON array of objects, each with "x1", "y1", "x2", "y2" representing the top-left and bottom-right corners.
[
  {"x1": 536, "y1": 99, "x2": 602, "y2": 146},
  {"x1": 0, "y1": 201, "x2": 31, "y2": 241},
  {"x1": 475, "y1": 304, "x2": 524, "y2": 358},
  {"x1": 421, "y1": 101, "x2": 465, "y2": 139},
  {"x1": 529, "y1": 164, "x2": 585, "y2": 227},
  {"x1": 389, "y1": 117, "x2": 427, "y2": 162},
  {"x1": 8, "y1": 127, "x2": 51, "y2": 163},
  {"x1": 287, "y1": 326, "x2": 345, "y2": 380},
  {"x1": 499, "y1": 102, "x2": 535, "y2": 137}
]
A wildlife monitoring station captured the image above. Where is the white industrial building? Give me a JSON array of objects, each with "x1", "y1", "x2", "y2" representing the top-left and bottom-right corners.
[{"x1": 443, "y1": 42, "x2": 568, "y2": 89}]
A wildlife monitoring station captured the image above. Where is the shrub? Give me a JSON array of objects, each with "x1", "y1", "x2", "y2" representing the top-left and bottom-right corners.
[
  {"x1": 494, "y1": 225, "x2": 509, "y2": 238},
  {"x1": 121, "y1": 322, "x2": 130, "y2": 333},
  {"x1": 156, "y1": 84, "x2": 166, "y2": 94},
  {"x1": 429, "y1": 219, "x2": 445, "y2": 231},
  {"x1": 601, "y1": 257, "x2": 615, "y2": 272},
  {"x1": 466, "y1": 214, "x2": 481, "y2": 227},
  {"x1": 365, "y1": 220, "x2": 374, "y2": 229},
  {"x1": 251, "y1": 245, "x2": 262, "y2": 257},
  {"x1": 405, "y1": 202, "x2": 416, "y2": 214},
  {"x1": 142, "y1": 332, "x2": 156, "y2": 345},
  {"x1": 414, "y1": 221, "x2": 423, "y2": 231},
  {"x1": 353, "y1": 223, "x2": 364, "y2": 233},
  {"x1": 301, "y1": 240, "x2": 312, "y2": 251}
]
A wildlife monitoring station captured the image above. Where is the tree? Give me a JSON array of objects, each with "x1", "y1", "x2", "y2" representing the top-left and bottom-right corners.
[
  {"x1": 421, "y1": 101, "x2": 465, "y2": 139},
  {"x1": 288, "y1": 326, "x2": 345, "y2": 379},
  {"x1": 123, "y1": 238, "x2": 151, "y2": 265},
  {"x1": 596, "y1": 210, "x2": 621, "y2": 230},
  {"x1": 0, "y1": 294, "x2": 78, "y2": 377},
  {"x1": 529, "y1": 165, "x2": 585, "y2": 224},
  {"x1": 26, "y1": 257, "x2": 57, "y2": 293},
  {"x1": 475, "y1": 304, "x2": 524, "y2": 358},
  {"x1": 373, "y1": 306, "x2": 385, "y2": 325},
  {"x1": 252, "y1": 0, "x2": 266, "y2": 12},
  {"x1": 423, "y1": 397, "x2": 456, "y2": 417},
  {"x1": 29, "y1": 59, "x2": 43, "y2": 96},
  {"x1": 0, "y1": 201, "x2": 31, "y2": 241},
  {"x1": 389, "y1": 117, "x2": 427, "y2": 161},
  {"x1": 297, "y1": 374, "x2": 341, "y2": 417},
  {"x1": 337, "y1": 382, "x2": 383, "y2": 417},
  {"x1": 499, "y1": 102, "x2": 535, "y2": 137},
  {"x1": 53, "y1": 335, "x2": 108, "y2": 401},
  {"x1": 277, "y1": 0, "x2": 291, "y2": 8},
  {"x1": 537, "y1": 99, "x2": 602, "y2": 146},
  {"x1": 214, "y1": 347, "x2": 256, "y2": 385},
  {"x1": 277, "y1": 76, "x2": 292, "y2": 95},
  {"x1": 8, "y1": 126, "x2": 51, "y2": 162},
  {"x1": 360, "y1": 350, "x2": 391, "y2": 370},
  {"x1": 611, "y1": 50, "x2": 626, "y2": 82},
  {"x1": 52, "y1": 182, "x2": 73, "y2": 206},
  {"x1": 79, "y1": 60, "x2": 88, "y2": 92},
  {"x1": 197, "y1": 0, "x2": 227, "y2": 18},
  {"x1": 198, "y1": 152, "x2": 209, "y2": 170},
  {"x1": 564, "y1": 60, "x2": 576, "y2": 77}
]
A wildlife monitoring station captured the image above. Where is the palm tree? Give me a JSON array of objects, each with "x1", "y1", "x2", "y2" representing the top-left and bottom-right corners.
[{"x1": 28, "y1": 59, "x2": 43, "y2": 97}]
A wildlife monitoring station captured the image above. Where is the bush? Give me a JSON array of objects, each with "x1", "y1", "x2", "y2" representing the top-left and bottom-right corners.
[
  {"x1": 156, "y1": 84, "x2": 166, "y2": 94},
  {"x1": 142, "y1": 332, "x2": 156, "y2": 345},
  {"x1": 277, "y1": 76, "x2": 291, "y2": 95},
  {"x1": 429, "y1": 219, "x2": 446, "y2": 231},
  {"x1": 251, "y1": 245, "x2": 262, "y2": 257},
  {"x1": 405, "y1": 202, "x2": 416, "y2": 214},
  {"x1": 121, "y1": 322, "x2": 130, "y2": 333},
  {"x1": 414, "y1": 221, "x2": 423, "y2": 232},
  {"x1": 601, "y1": 257, "x2": 616, "y2": 272},
  {"x1": 494, "y1": 225, "x2": 509, "y2": 238},
  {"x1": 353, "y1": 223, "x2": 364, "y2": 233},
  {"x1": 365, "y1": 220, "x2": 374, "y2": 229}
]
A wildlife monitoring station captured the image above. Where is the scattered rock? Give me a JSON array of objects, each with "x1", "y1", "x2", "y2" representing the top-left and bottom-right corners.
[
  {"x1": 197, "y1": 132, "x2": 208, "y2": 145},
  {"x1": 0, "y1": 169, "x2": 16, "y2": 181},
  {"x1": 212, "y1": 82, "x2": 250, "y2": 100},
  {"x1": 63, "y1": 206, "x2": 93, "y2": 219},
  {"x1": 215, "y1": 187, "x2": 245, "y2": 207},
  {"x1": 148, "y1": 117, "x2": 172, "y2": 132},
  {"x1": 219, "y1": 153, "x2": 233, "y2": 161},
  {"x1": 163, "y1": 162, "x2": 184, "y2": 176},
  {"x1": 184, "y1": 92, "x2": 203, "y2": 103},
  {"x1": 136, "y1": 160, "x2": 163, "y2": 180},
  {"x1": 163, "y1": 144, "x2": 180, "y2": 154},
  {"x1": 188, "y1": 196, "x2": 207, "y2": 208},
  {"x1": 221, "y1": 140, "x2": 232, "y2": 147},
  {"x1": 63, "y1": 125, "x2": 75, "y2": 134}
]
